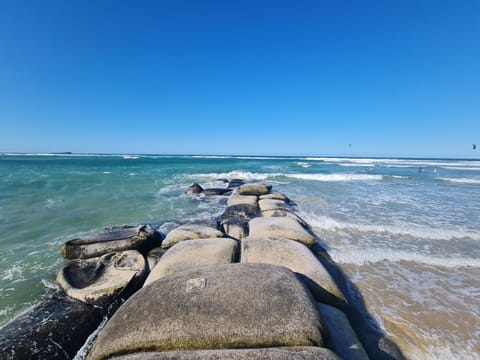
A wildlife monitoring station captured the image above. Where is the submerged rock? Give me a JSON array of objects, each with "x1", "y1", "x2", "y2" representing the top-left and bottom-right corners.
[
  {"x1": 187, "y1": 182, "x2": 204, "y2": 194},
  {"x1": 57, "y1": 250, "x2": 147, "y2": 307},
  {"x1": 61, "y1": 225, "x2": 162, "y2": 260},
  {"x1": 87, "y1": 263, "x2": 323, "y2": 360},
  {"x1": 109, "y1": 347, "x2": 340, "y2": 359},
  {"x1": 0, "y1": 296, "x2": 103, "y2": 360},
  {"x1": 161, "y1": 224, "x2": 223, "y2": 248},
  {"x1": 203, "y1": 188, "x2": 232, "y2": 196}
]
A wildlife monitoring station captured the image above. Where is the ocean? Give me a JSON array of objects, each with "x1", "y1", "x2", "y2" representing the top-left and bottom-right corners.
[{"x1": 0, "y1": 154, "x2": 479, "y2": 359}]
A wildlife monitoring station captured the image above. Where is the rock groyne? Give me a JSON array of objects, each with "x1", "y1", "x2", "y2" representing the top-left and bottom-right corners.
[{"x1": 0, "y1": 180, "x2": 406, "y2": 360}]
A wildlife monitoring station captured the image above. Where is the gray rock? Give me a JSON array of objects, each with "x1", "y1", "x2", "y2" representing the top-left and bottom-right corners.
[
  {"x1": 144, "y1": 238, "x2": 238, "y2": 286},
  {"x1": 317, "y1": 303, "x2": 369, "y2": 360},
  {"x1": 227, "y1": 179, "x2": 245, "y2": 188},
  {"x1": 187, "y1": 182, "x2": 204, "y2": 194},
  {"x1": 241, "y1": 237, "x2": 346, "y2": 306},
  {"x1": 258, "y1": 198, "x2": 289, "y2": 211},
  {"x1": 61, "y1": 224, "x2": 162, "y2": 260},
  {"x1": 0, "y1": 296, "x2": 103, "y2": 360},
  {"x1": 56, "y1": 250, "x2": 146, "y2": 307},
  {"x1": 238, "y1": 183, "x2": 272, "y2": 195},
  {"x1": 162, "y1": 224, "x2": 223, "y2": 248},
  {"x1": 203, "y1": 188, "x2": 232, "y2": 196},
  {"x1": 262, "y1": 208, "x2": 309, "y2": 228},
  {"x1": 259, "y1": 192, "x2": 290, "y2": 202},
  {"x1": 109, "y1": 347, "x2": 340, "y2": 359},
  {"x1": 87, "y1": 264, "x2": 323, "y2": 360},
  {"x1": 227, "y1": 194, "x2": 258, "y2": 206},
  {"x1": 146, "y1": 246, "x2": 167, "y2": 271},
  {"x1": 221, "y1": 216, "x2": 249, "y2": 240},
  {"x1": 217, "y1": 204, "x2": 260, "y2": 223},
  {"x1": 248, "y1": 217, "x2": 317, "y2": 245}
]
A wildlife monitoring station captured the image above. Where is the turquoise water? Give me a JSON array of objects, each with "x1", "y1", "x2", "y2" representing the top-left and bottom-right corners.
[{"x1": 1, "y1": 154, "x2": 480, "y2": 359}]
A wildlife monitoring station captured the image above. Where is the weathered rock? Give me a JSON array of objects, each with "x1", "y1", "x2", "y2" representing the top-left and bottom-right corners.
[
  {"x1": 161, "y1": 224, "x2": 223, "y2": 248},
  {"x1": 227, "y1": 194, "x2": 258, "y2": 206},
  {"x1": 187, "y1": 182, "x2": 204, "y2": 194},
  {"x1": 146, "y1": 246, "x2": 167, "y2": 271},
  {"x1": 317, "y1": 303, "x2": 369, "y2": 360},
  {"x1": 109, "y1": 347, "x2": 340, "y2": 360},
  {"x1": 258, "y1": 198, "x2": 289, "y2": 211},
  {"x1": 217, "y1": 204, "x2": 260, "y2": 223},
  {"x1": 203, "y1": 188, "x2": 232, "y2": 196},
  {"x1": 259, "y1": 192, "x2": 290, "y2": 202},
  {"x1": 241, "y1": 237, "x2": 346, "y2": 306},
  {"x1": 0, "y1": 296, "x2": 103, "y2": 360},
  {"x1": 144, "y1": 238, "x2": 238, "y2": 286},
  {"x1": 227, "y1": 179, "x2": 245, "y2": 188},
  {"x1": 61, "y1": 224, "x2": 162, "y2": 260},
  {"x1": 220, "y1": 216, "x2": 249, "y2": 240},
  {"x1": 262, "y1": 208, "x2": 309, "y2": 228},
  {"x1": 248, "y1": 217, "x2": 317, "y2": 245},
  {"x1": 238, "y1": 183, "x2": 272, "y2": 195},
  {"x1": 87, "y1": 264, "x2": 323, "y2": 360},
  {"x1": 57, "y1": 250, "x2": 147, "y2": 307}
]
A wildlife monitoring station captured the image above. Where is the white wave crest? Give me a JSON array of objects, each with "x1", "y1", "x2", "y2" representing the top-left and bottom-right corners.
[
  {"x1": 283, "y1": 173, "x2": 383, "y2": 182},
  {"x1": 306, "y1": 215, "x2": 480, "y2": 241},
  {"x1": 438, "y1": 177, "x2": 480, "y2": 184},
  {"x1": 295, "y1": 162, "x2": 311, "y2": 168},
  {"x1": 192, "y1": 171, "x2": 271, "y2": 181},
  {"x1": 331, "y1": 246, "x2": 480, "y2": 268},
  {"x1": 123, "y1": 155, "x2": 139, "y2": 159}
]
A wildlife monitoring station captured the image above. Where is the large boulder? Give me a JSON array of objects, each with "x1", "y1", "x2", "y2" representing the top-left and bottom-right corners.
[
  {"x1": 248, "y1": 217, "x2": 317, "y2": 245},
  {"x1": 217, "y1": 204, "x2": 260, "y2": 223},
  {"x1": 220, "y1": 216, "x2": 249, "y2": 240},
  {"x1": 61, "y1": 224, "x2": 162, "y2": 260},
  {"x1": 238, "y1": 183, "x2": 272, "y2": 195},
  {"x1": 259, "y1": 192, "x2": 290, "y2": 202},
  {"x1": 241, "y1": 237, "x2": 346, "y2": 306},
  {"x1": 258, "y1": 198, "x2": 289, "y2": 212},
  {"x1": 57, "y1": 250, "x2": 147, "y2": 307},
  {"x1": 227, "y1": 194, "x2": 258, "y2": 206},
  {"x1": 262, "y1": 208, "x2": 309, "y2": 228},
  {"x1": 0, "y1": 296, "x2": 103, "y2": 360},
  {"x1": 144, "y1": 238, "x2": 238, "y2": 286},
  {"x1": 317, "y1": 303, "x2": 369, "y2": 360},
  {"x1": 109, "y1": 347, "x2": 340, "y2": 360},
  {"x1": 161, "y1": 224, "x2": 223, "y2": 248},
  {"x1": 87, "y1": 264, "x2": 323, "y2": 360}
]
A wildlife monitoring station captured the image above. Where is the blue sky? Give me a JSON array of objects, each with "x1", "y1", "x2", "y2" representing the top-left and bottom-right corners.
[{"x1": 0, "y1": 1, "x2": 479, "y2": 158}]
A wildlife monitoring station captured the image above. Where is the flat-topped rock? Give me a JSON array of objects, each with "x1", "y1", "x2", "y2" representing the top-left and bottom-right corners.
[
  {"x1": 262, "y1": 208, "x2": 309, "y2": 228},
  {"x1": 57, "y1": 250, "x2": 146, "y2": 307},
  {"x1": 227, "y1": 194, "x2": 258, "y2": 206},
  {"x1": 241, "y1": 237, "x2": 346, "y2": 306},
  {"x1": 144, "y1": 238, "x2": 238, "y2": 286},
  {"x1": 248, "y1": 217, "x2": 317, "y2": 245},
  {"x1": 217, "y1": 204, "x2": 260, "y2": 222},
  {"x1": 110, "y1": 347, "x2": 340, "y2": 360},
  {"x1": 162, "y1": 224, "x2": 223, "y2": 248},
  {"x1": 220, "y1": 216, "x2": 249, "y2": 240},
  {"x1": 317, "y1": 303, "x2": 369, "y2": 360},
  {"x1": 87, "y1": 263, "x2": 323, "y2": 360},
  {"x1": 61, "y1": 224, "x2": 162, "y2": 260},
  {"x1": 258, "y1": 198, "x2": 289, "y2": 211},
  {"x1": 238, "y1": 183, "x2": 272, "y2": 195},
  {"x1": 259, "y1": 192, "x2": 290, "y2": 202}
]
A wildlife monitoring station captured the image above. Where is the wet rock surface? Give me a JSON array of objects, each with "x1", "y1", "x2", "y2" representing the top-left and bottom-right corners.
[{"x1": 61, "y1": 224, "x2": 162, "y2": 260}]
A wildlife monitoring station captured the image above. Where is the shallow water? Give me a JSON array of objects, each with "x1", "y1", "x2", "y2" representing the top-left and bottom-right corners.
[{"x1": 1, "y1": 154, "x2": 479, "y2": 359}]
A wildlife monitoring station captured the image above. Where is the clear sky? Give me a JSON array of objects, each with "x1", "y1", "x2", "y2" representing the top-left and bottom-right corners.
[{"x1": 0, "y1": 0, "x2": 479, "y2": 158}]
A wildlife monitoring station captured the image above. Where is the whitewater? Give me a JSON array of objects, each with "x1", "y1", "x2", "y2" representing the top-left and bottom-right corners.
[{"x1": 0, "y1": 154, "x2": 479, "y2": 359}]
